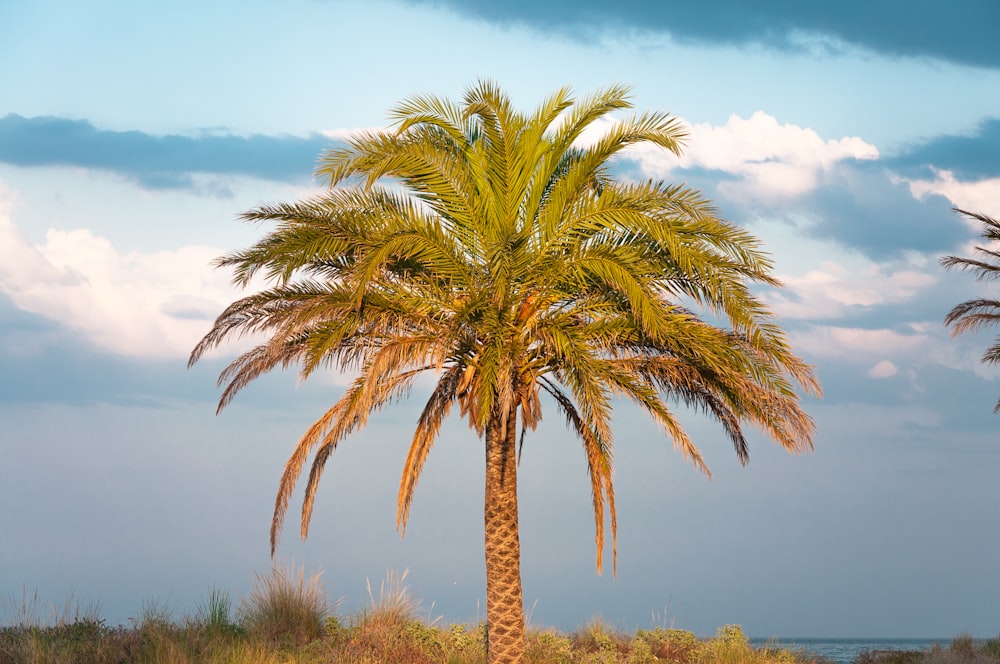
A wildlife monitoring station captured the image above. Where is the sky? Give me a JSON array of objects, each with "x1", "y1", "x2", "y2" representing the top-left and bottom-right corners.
[{"x1": 2, "y1": 0, "x2": 1000, "y2": 639}]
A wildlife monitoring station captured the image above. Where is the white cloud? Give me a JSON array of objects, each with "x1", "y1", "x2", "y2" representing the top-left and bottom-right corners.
[
  {"x1": 791, "y1": 317, "x2": 1000, "y2": 380},
  {"x1": 683, "y1": 111, "x2": 878, "y2": 171},
  {"x1": 868, "y1": 360, "x2": 898, "y2": 379},
  {"x1": 790, "y1": 325, "x2": 928, "y2": 361},
  {"x1": 903, "y1": 169, "x2": 1000, "y2": 218},
  {"x1": 764, "y1": 258, "x2": 935, "y2": 320},
  {"x1": 622, "y1": 111, "x2": 879, "y2": 200},
  {"x1": 0, "y1": 206, "x2": 239, "y2": 359},
  {"x1": 910, "y1": 318, "x2": 1000, "y2": 380}
]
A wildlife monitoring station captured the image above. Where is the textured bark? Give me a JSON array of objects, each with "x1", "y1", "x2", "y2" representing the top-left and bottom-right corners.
[{"x1": 484, "y1": 407, "x2": 525, "y2": 664}]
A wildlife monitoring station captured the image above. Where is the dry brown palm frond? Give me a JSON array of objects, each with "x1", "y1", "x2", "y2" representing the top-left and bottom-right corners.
[
  {"x1": 539, "y1": 377, "x2": 617, "y2": 574},
  {"x1": 396, "y1": 364, "x2": 463, "y2": 533}
]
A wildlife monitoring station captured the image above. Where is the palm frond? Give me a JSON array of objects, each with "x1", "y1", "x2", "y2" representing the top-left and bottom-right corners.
[{"x1": 396, "y1": 365, "x2": 463, "y2": 533}]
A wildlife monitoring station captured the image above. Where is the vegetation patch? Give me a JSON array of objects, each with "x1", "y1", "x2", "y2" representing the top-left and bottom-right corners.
[{"x1": 4, "y1": 585, "x2": 998, "y2": 664}]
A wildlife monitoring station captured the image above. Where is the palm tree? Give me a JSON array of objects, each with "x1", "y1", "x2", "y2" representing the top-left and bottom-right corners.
[
  {"x1": 190, "y1": 82, "x2": 820, "y2": 664},
  {"x1": 942, "y1": 208, "x2": 1000, "y2": 412}
]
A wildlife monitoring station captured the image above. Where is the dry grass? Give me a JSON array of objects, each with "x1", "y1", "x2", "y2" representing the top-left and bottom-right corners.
[
  {"x1": 5, "y1": 584, "x2": 996, "y2": 664},
  {"x1": 855, "y1": 636, "x2": 1000, "y2": 664},
  {"x1": 360, "y1": 568, "x2": 421, "y2": 629},
  {"x1": 238, "y1": 562, "x2": 333, "y2": 647}
]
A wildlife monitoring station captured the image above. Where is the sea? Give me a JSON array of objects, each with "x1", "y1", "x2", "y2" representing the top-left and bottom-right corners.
[{"x1": 748, "y1": 638, "x2": 951, "y2": 664}]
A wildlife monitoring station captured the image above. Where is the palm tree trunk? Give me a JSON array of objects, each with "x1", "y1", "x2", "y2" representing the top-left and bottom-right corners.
[{"x1": 484, "y1": 406, "x2": 526, "y2": 664}]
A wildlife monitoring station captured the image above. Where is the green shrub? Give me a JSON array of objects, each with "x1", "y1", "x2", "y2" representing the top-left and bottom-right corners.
[
  {"x1": 625, "y1": 635, "x2": 656, "y2": 664},
  {"x1": 574, "y1": 618, "x2": 627, "y2": 654},
  {"x1": 693, "y1": 625, "x2": 807, "y2": 664},
  {"x1": 438, "y1": 622, "x2": 485, "y2": 663},
  {"x1": 980, "y1": 636, "x2": 1000, "y2": 659},
  {"x1": 526, "y1": 629, "x2": 574, "y2": 664},
  {"x1": 196, "y1": 588, "x2": 244, "y2": 639},
  {"x1": 634, "y1": 627, "x2": 701, "y2": 661},
  {"x1": 696, "y1": 624, "x2": 748, "y2": 664}
]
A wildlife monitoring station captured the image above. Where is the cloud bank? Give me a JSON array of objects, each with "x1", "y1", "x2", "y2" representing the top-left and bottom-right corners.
[
  {"x1": 624, "y1": 111, "x2": 878, "y2": 202},
  {"x1": 403, "y1": 0, "x2": 1000, "y2": 69},
  {"x1": 0, "y1": 114, "x2": 331, "y2": 190},
  {"x1": 613, "y1": 110, "x2": 962, "y2": 260},
  {"x1": 889, "y1": 117, "x2": 1000, "y2": 181},
  {"x1": 765, "y1": 259, "x2": 935, "y2": 321},
  {"x1": 0, "y1": 206, "x2": 236, "y2": 358}
]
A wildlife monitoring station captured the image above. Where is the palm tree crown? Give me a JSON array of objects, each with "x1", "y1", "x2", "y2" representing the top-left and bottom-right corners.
[
  {"x1": 942, "y1": 208, "x2": 1000, "y2": 412},
  {"x1": 190, "y1": 82, "x2": 819, "y2": 663}
]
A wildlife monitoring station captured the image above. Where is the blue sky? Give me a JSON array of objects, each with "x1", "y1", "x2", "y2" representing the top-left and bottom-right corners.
[{"x1": 2, "y1": 0, "x2": 1000, "y2": 638}]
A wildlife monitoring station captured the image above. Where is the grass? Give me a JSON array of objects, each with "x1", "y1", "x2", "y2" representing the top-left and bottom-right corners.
[
  {"x1": 239, "y1": 562, "x2": 331, "y2": 647},
  {"x1": 853, "y1": 636, "x2": 1000, "y2": 664},
  {"x1": 2, "y1": 576, "x2": 996, "y2": 664}
]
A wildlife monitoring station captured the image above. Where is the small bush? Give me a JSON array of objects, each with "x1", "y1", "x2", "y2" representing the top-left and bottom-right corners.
[
  {"x1": 573, "y1": 618, "x2": 627, "y2": 654},
  {"x1": 238, "y1": 561, "x2": 331, "y2": 647},
  {"x1": 329, "y1": 571, "x2": 455, "y2": 664},
  {"x1": 196, "y1": 588, "x2": 244, "y2": 639},
  {"x1": 952, "y1": 634, "x2": 977, "y2": 658},
  {"x1": 917, "y1": 636, "x2": 1000, "y2": 664},
  {"x1": 634, "y1": 627, "x2": 701, "y2": 661},
  {"x1": 696, "y1": 624, "x2": 749, "y2": 664},
  {"x1": 693, "y1": 625, "x2": 806, "y2": 664},
  {"x1": 981, "y1": 636, "x2": 1000, "y2": 659},
  {"x1": 439, "y1": 622, "x2": 486, "y2": 663},
  {"x1": 526, "y1": 629, "x2": 575, "y2": 664},
  {"x1": 137, "y1": 597, "x2": 174, "y2": 630},
  {"x1": 360, "y1": 568, "x2": 421, "y2": 630},
  {"x1": 854, "y1": 649, "x2": 925, "y2": 664}
]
